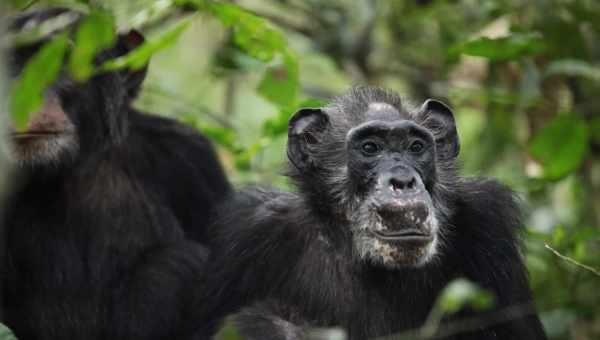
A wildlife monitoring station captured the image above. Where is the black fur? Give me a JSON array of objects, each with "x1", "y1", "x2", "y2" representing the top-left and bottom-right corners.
[
  {"x1": 2, "y1": 9, "x2": 230, "y2": 340},
  {"x1": 198, "y1": 87, "x2": 546, "y2": 339}
]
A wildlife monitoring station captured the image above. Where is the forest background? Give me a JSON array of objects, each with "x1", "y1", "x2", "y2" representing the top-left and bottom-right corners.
[{"x1": 1, "y1": 0, "x2": 599, "y2": 339}]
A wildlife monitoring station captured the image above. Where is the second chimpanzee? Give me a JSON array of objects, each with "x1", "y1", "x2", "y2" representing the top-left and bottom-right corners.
[
  {"x1": 198, "y1": 87, "x2": 547, "y2": 339},
  {"x1": 3, "y1": 8, "x2": 230, "y2": 340}
]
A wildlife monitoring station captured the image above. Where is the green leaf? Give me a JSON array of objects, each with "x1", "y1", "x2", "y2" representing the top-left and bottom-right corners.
[
  {"x1": 297, "y1": 98, "x2": 327, "y2": 108},
  {"x1": 438, "y1": 279, "x2": 494, "y2": 314},
  {"x1": 6, "y1": 0, "x2": 31, "y2": 8},
  {"x1": 174, "y1": 0, "x2": 207, "y2": 9},
  {"x1": 206, "y1": 2, "x2": 286, "y2": 62},
  {"x1": 590, "y1": 118, "x2": 600, "y2": 142},
  {"x1": 545, "y1": 59, "x2": 600, "y2": 82},
  {"x1": 262, "y1": 106, "x2": 294, "y2": 138},
  {"x1": 0, "y1": 323, "x2": 17, "y2": 340},
  {"x1": 457, "y1": 33, "x2": 546, "y2": 61},
  {"x1": 128, "y1": 0, "x2": 177, "y2": 28},
  {"x1": 178, "y1": 0, "x2": 300, "y2": 110},
  {"x1": 215, "y1": 320, "x2": 242, "y2": 340},
  {"x1": 69, "y1": 10, "x2": 116, "y2": 81},
  {"x1": 177, "y1": 0, "x2": 289, "y2": 62},
  {"x1": 9, "y1": 33, "x2": 69, "y2": 131},
  {"x1": 102, "y1": 18, "x2": 191, "y2": 72},
  {"x1": 235, "y1": 138, "x2": 270, "y2": 170},
  {"x1": 552, "y1": 225, "x2": 566, "y2": 246},
  {"x1": 258, "y1": 52, "x2": 299, "y2": 108},
  {"x1": 198, "y1": 125, "x2": 238, "y2": 151},
  {"x1": 529, "y1": 114, "x2": 589, "y2": 180},
  {"x1": 262, "y1": 98, "x2": 325, "y2": 138}
]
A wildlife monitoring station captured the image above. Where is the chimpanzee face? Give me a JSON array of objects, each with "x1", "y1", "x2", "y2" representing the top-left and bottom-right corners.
[
  {"x1": 345, "y1": 103, "x2": 441, "y2": 268},
  {"x1": 7, "y1": 43, "x2": 121, "y2": 169},
  {"x1": 287, "y1": 88, "x2": 459, "y2": 268},
  {"x1": 6, "y1": 9, "x2": 147, "y2": 169}
]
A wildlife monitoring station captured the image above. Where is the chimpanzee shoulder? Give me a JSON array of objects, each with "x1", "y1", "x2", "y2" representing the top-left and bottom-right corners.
[
  {"x1": 453, "y1": 178, "x2": 523, "y2": 239},
  {"x1": 209, "y1": 188, "x2": 314, "y2": 264},
  {"x1": 127, "y1": 110, "x2": 231, "y2": 241},
  {"x1": 447, "y1": 178, "x2": 534, "y2": 301}
]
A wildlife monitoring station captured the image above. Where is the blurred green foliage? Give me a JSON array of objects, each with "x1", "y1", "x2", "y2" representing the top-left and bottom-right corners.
[
  {"x1": 529, "y1": 114, "x2": 589, "y2": 180},
  {"x1": 456, "y1": 33, "x2": 547, "y2": 61},
  {"x1": 0, "y1": 324, "x2": 17, "y2": 340},
  {"x1": 2, "y1": 0, "x2": 600, "y2": 339},
  {"x1": 9, "y1": 33, "x2": 68, "y2": 130},
  {"x1": 437, "y1": 279, "x2": 495, "y2": 314},
  {"x1": 69, "y1": 10, "x2": 116, "y2": 80}
]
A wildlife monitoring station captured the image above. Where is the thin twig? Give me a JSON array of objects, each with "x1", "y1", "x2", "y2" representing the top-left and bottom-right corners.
[
  {"x1": 20, "y1": 0, "x2": 38, "y2": 10},
  {"x1": 545, "y1": 243, "x2": 600, "y2": 277}
]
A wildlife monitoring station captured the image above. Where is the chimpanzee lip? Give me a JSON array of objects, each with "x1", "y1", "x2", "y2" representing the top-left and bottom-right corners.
[
  {"x1": 371, "y1": 229, "x2": 432, "y2": 242},
  {"x1": 373, "y1": 197, "x2": 430, "y2": 212},
  {"x1": 11, "y1": 131, "x2": 64, "y2": 139}
]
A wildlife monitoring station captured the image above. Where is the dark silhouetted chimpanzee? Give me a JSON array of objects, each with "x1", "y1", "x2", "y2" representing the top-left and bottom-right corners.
[
  {"x1": 3, "y1": 8, "x2": 230, "y2": 340},
  {"x1": 198, "y1": 87, "x2": 547, "y2": 340}
]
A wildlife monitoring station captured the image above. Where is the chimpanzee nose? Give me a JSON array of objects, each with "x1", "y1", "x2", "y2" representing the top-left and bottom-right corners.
[
  {"x1": 379, "y1": 168, "x2": 423, "y2": 194},
  {"x1": 389, "y1": 175, "x2": 417, "y2": 192}
]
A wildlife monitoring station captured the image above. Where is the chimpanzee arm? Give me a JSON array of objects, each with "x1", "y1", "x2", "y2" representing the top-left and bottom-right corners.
[
  {"x1": 130, "y1": 112, "x2": 232, "y2": 242},
  {"x1": 448, "y1": 179, "x2": 547, "y2": 340},
  {"x1": 189, "y1": 188, "x2": 309, "y2": 336},
  {"x1": 109, "y1": 240, "x2": 209, "y2": 339}
]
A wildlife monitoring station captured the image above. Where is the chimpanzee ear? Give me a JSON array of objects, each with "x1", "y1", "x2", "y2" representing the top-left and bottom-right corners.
[
  {"x1": 287, "y1": 108, "x2": 330, "y2": 172},
  {"x1": 420, "y1": 99, "x2": 460, "y2": 159},
  {"x1": 115, "y1": 30, "x2": 147, "y2": 99}
]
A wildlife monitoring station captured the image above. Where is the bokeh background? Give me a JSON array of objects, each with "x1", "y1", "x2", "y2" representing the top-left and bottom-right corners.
[{"x1": 2, "y1": 0, "x2": 600, "y2": 339}]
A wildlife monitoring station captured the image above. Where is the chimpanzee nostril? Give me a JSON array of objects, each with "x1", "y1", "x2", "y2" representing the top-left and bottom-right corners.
[
  {"x1": 407, "y1": 177, "x2": 416, "y2": 190},
  {"x1": 389, "y1": 178, "x2": 402, "y2": 191}
]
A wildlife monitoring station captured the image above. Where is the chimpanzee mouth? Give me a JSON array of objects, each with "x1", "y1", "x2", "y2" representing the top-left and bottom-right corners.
[
  {"x1": 368, "y1": 199, "x2": 436, "y2": 247},
  {"x1": 376, "y1": 200, "x2": 431, "y2": 224},
  {"x1": 11, "y1": 131, "x2": 67, "y2": 143},
  {"x1": 353, "y1": 199, "x2": 440, "y2": 268},
  {"x1": 371, "y1": 229, "x2": 433, "y2": 243},
  {"x1": 12, "y1": 131, "x2": 63, "y2": 138}
]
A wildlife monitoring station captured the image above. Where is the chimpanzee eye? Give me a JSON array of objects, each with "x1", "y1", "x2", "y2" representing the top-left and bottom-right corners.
[
  {"x1": 361, "y1": 141, "x2": 381, "y2": 155},
  {"x1": 409, "y1": 140, "x2": 425, "y2": 153}
]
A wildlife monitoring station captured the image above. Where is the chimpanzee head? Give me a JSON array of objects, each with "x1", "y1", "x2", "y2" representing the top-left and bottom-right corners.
[
  {"x1": 7, "y1": 8, "x2": 147, "y2": 168},
  {"x1": 287, "y1": 87, "x2": 459, "y2": 268}
]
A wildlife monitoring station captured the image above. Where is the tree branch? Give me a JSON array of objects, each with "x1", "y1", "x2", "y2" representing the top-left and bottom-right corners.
[{"x1": 545, "y1": 243, "x2": 600, "y2": 277}]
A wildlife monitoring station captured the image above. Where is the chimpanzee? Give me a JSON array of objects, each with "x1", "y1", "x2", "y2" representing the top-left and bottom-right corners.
[
  {"x1": 198, "y1": 87, "x2": 547, "y2": 339},
  {"x1": 3, "y1": 8, "x2": 230, "y2": 340}
]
